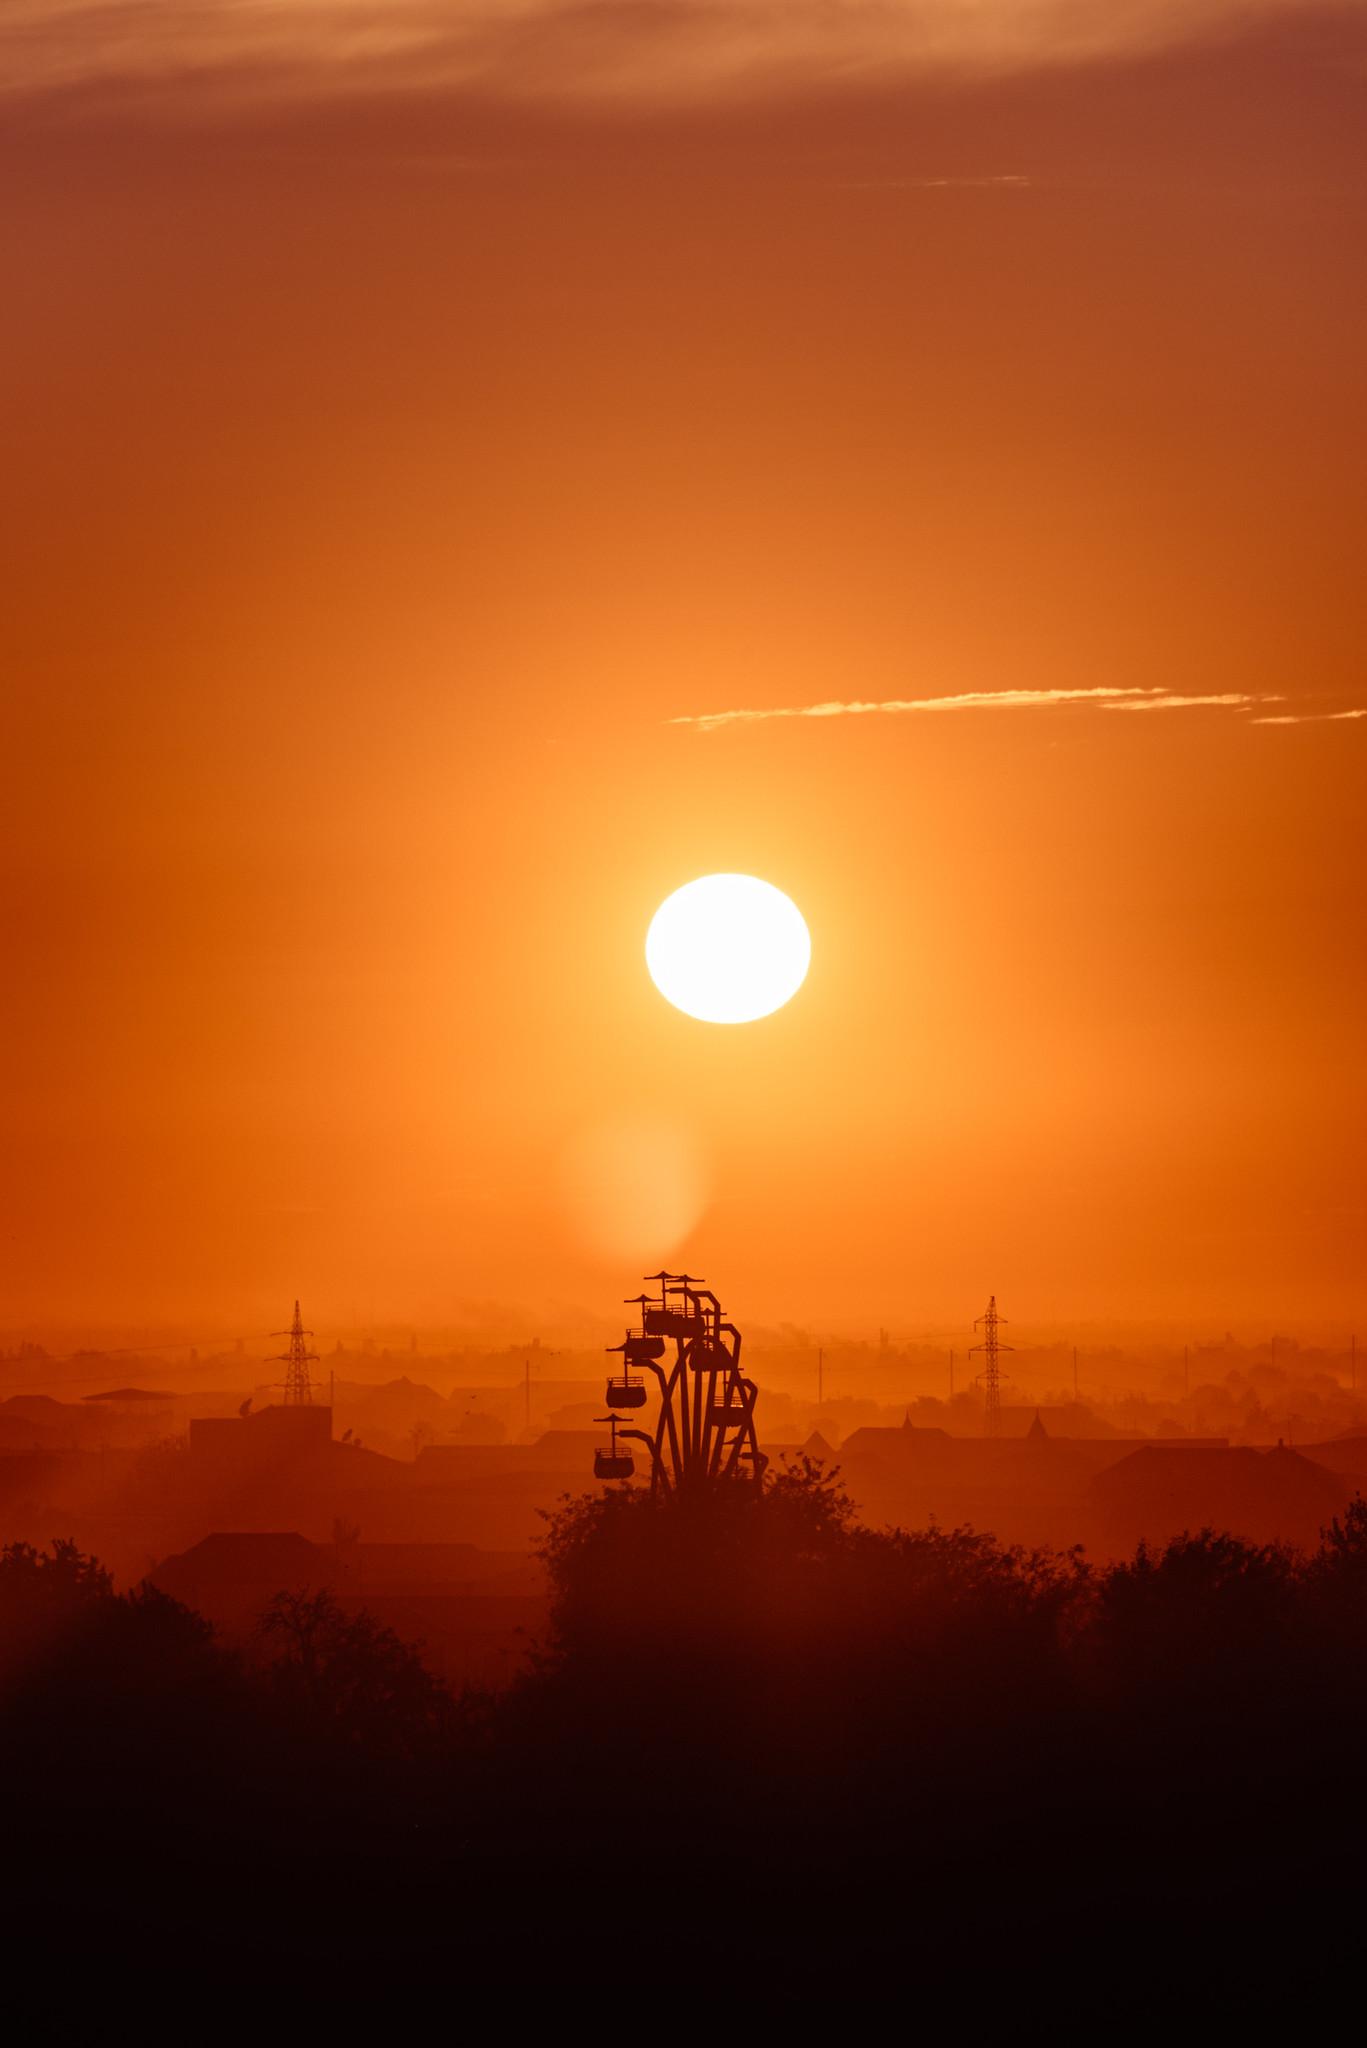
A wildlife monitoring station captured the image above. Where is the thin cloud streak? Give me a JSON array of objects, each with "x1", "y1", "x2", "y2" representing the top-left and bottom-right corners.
[
  {"x1": 835, "y1": 174, "x2": 1035, "y2": 191},
  {"x1": 1251, "y1": 708, "x2": 1367, "y2": 725},
  {"x1": 1100, "y1": 693, "x2": 1269, "y2": 712},
  {"x1": 670, "y1": 687, "x2": 1278, "y2": 732}
]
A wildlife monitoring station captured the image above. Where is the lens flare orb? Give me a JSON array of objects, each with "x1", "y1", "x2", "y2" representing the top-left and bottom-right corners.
[{"x1": 646, "y1": 874, "x2": 811, "y2": 1024}]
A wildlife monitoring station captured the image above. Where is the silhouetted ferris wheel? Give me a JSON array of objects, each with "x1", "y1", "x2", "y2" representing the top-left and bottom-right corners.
[{"x1": 594, "y1": 1271, "x2": 765, "y2": 1495}]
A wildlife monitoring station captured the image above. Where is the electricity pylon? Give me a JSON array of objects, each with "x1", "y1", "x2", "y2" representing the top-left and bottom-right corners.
[
  {"x1": 270, "y1": 1301, "x2": 318, "y2": 1406},
  {"x1": 971, "y1": 1295, "x2": 1013, "y2": 1437}
]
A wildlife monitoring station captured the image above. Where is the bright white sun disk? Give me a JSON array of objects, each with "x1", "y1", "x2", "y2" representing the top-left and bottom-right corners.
[{"x1": 646, "y1": 874, "x2": 811, "y2": 1024}]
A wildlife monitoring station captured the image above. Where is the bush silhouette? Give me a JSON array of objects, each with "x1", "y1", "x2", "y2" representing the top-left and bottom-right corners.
[
  {"x1": 257, "y1": 1587, "x2": 455, "y2": 1759},
  {"x1": 7, "y1": 1482, "x2": 1367, "y2": 1993}
]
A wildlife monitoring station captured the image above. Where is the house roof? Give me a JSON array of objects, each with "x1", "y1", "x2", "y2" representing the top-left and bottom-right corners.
[
  {"x1": 161, "y1": 1531, "x2": 320, "y2": 1575},
  {"x1": 840, "y1": 1425, "x2": 952, "y2": 1458},
  {"x1": 799, "y1": 1431, "x2": 840, "y2": 1461},
  {"x1": 82, "y1": 1387, "x2": 175, "y2": 1403}
]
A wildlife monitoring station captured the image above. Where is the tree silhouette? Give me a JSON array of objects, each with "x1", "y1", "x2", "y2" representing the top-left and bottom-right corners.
[
  {"x1": 257, "y1": 1587, "x2": 454, "y2": 1758},
  {"x1": 8, "y1": 1496, "x2": 1367, "y2": 1999}
]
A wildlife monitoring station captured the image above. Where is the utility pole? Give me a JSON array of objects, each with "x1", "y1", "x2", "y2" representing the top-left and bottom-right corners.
[
  {"x1": 818, "y1": 1348, "x2": 824, "y2": 1408},
  {"x1": 524, "y1": 1356, "x2": 531, "y2": 1431}
]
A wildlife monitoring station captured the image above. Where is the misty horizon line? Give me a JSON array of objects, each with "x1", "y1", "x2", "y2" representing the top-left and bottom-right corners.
[{"x1": 4, "y1": 1315, "x2": 1360, "y2": 1356}]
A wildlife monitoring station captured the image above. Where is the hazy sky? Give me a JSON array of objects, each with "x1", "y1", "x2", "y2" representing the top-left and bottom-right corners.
[
  {"x1": 0, "y1": 2, "x2": 1336, "y2": 101},
  {"x1": 2, "y1": 2, "x2": 1364, "y2": 1336}
]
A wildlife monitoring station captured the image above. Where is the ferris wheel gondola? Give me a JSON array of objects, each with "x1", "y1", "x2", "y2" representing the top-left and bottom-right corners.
[{"x1": 593, "y1": 1412, "x2": 636, "y2": 1481}]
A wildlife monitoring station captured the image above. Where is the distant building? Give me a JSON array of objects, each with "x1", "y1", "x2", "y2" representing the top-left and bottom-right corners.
[
  {"x1": 190, "y1": 1403, "x2": 332, "y2": 1472},
  {"x1": 413, "y1": 1431, "x2": 599, "y2": 1483},
  {"x1": 993, "y1": 1404, "x2": 1124, "y2": 1440},
  {"x1": 148, "y1": 1531, "x2": 547, "y2": 1689},
  {"x1": 1091, "y1": 1444, "x2": 1347, "y2": 1552},
  {"x1": 839, "y1": 1421, "x2": 953, "y2": 1459},
  {"x1": 799, "y1": 1432, "x2": 840, "y2": 1463},
  {"x1": 151, "y1": 1531, "x2": 321, "y2": 1624}
]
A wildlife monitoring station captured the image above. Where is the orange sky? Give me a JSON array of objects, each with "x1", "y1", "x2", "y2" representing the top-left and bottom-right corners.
[{"x1": 1, "y1": 4, "x2": 1364, "y2": 1337}]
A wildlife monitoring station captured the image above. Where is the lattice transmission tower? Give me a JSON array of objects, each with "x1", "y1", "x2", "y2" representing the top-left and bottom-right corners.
[
  {"x1": 270, "y1": 1301, "x2": 318, "y2": 1405},
  {"x1": 970, "y1": 1294, "x2": 1013, "y2": 1437}
]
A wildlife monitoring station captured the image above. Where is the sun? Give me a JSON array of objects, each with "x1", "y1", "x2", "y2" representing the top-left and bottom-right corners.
[{"x1": 646, "y1": 874, "x2": 811, "y2": 1024}]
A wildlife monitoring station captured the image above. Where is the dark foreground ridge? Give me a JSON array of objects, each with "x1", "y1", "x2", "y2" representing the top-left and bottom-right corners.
[{"x1": 6, "y1": 1460, "x2": 1367, "y2": 2026}]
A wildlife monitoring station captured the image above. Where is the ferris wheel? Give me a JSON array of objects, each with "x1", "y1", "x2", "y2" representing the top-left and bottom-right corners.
[{"x1": 594, "y1": 1271, "x2": 766, "y2": 1495}]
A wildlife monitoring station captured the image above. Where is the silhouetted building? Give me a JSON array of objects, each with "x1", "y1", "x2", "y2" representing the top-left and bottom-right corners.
[
  {"x1": 994, "y1": 1403, "x2": 1123, "y2": 1439},
  {"x1": 190, "y1": 1402, "x2": 332, "y2": 1472},
  {"x1": 1091, "y1": 1444, "x2": 1346, "y2": 1552},
  {"x1": 149, "y1": 1531, "x2": 546, "y2": 1687}
]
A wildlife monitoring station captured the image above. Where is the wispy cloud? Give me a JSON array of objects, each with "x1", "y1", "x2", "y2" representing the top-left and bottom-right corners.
[
  {"x1": 670, "y1": 687, "x2": 1278, "y2": 732},
  {"x1": 835, "y1": 174, "x2": 1035, "y2": 191},
  {"x1": 1100, "y1": 693, "x2": 1268, "y2": 713},
  {"x1": 1251, "y1": 708, "x2": 1367, "y2": 726},
  {"x1": 0, "y1": 1, "x2": 1325, "y2": 109}
]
